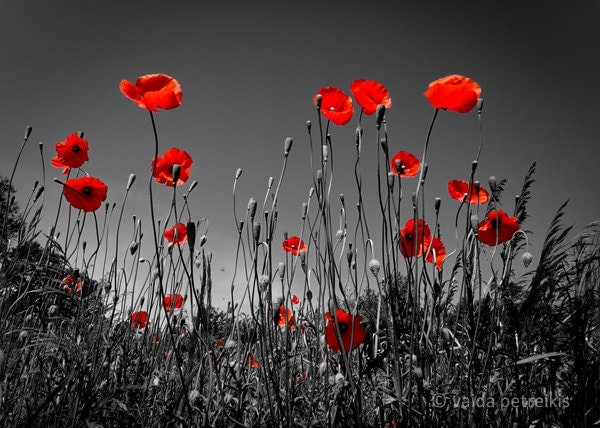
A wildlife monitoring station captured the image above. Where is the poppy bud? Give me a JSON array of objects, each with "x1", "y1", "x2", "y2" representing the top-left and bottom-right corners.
[
  {"x1": 306, "y1": 289, "x2": 312, "y2": 300},
  {"x1": 268, "y1": 176, "x2": 274, "y2": 189},
  {"x1": 346, "y1": 249, "x2": 353, "y2": 264},
  {"x1": 252, "y1": 222, "x2": 261, "y2": 243},
  {"x1": 309, "y1": 187, "x2": 314, "y2": 198},
  {"x1": 315, "y1": 93, "x2": 322, "y2": 109},
  {"x1": 248, "y1": 197, "x2": 257, "y2": 220},
  {"x1": 301, "y1": 202, "x2": 308, "y2": 219},
  {"x1": 322, "y1": 145, "x2": 328, "y2": 162},
  {"x1": 38, "y1": 141, "x2": 43, "y2": 151},
  {"x1": 319, "y1": 361, "x2": 327, "y2": 375},
  {"x1": 299, "y1": 248, "x2": 306, "y2": 265},
  {"x1": 434, "y1": 197, "x2": 441, "y2": 213},
  {"x1": 126, "y1": 173, "x2": 136, "y2": 190},
  {"x1": 421, "y1": 163, "x2": 428, "y2": 181},
  {"x1": 470, "y1": 214, "x2": 479, "y2": 232},
  {"x1": 522, "y1": 251, "x2": 533, "y2": 267},
  {"x1": 129, "y1": 242, "x2": 138, "y2": 255},
  {"x1": 306, "y1": 120, "x2": 311, "y2": 130},
  {"x1": 78, "y1": 131, "x2": 84, "y2": 138},
  {"x1": 472, "y1": 160, "x2": 478, "y2": 173},
  {"x1": 387, "y1": 172, "x2": 395, "y2": 190},
  {"x1": 284, "y1": 137, "x2": 293, "y2": 156},
  {"x1": 187, "y1": 181, "x2": 198, "y2": 193},
  {"x1": 376, "y1": 104, "x2": 386, "y2": 127},
  {"x1": 199, "y1": 235, "x2": 207, "y2": 247},
  {"x1": 515, "y1": 194, "x2": 520, "y2": 206},
  {"x1": 171, "y1": 164, "x2": 181, "y2": 185},
  {"x1": 34, "y1": 185, "x2": 45, "y2": 202},
  {"x1": 411, "y1": 192, "x2": 417, "y2": 208},
  {"x1": 335, "y1": 372, "x2": 345, "y2": 384},
  {"x1": 317, "y1": 169, "x2": 323, "y2": 183},
  {"x1": 25, "y1": 126, "x2": 32, "y2": 139},
  {"x1": 380, "y1": 138, "x2": 389, "y2": 156},
  {"x1": 237, "y1": 220, "x2": 244, "y2": 233},
  {"x1": 488, "y1": 176, "x2": 497, "y2": 193},
  {"x1": 476, "y1": 98, "x2": 484, "y2": 115},
  {"x1": 187, "y1": 222, "x2": 196, "y2": 249},
  {"x1": 235, "y1": 168, "x2": 242, "y2": 179},
  {"x1": 140, "y1": 297, "x2": 145, "y2": 306},
  {"x1": 474, "y1": 181, "x2": 480, "y2": 194},
  {"x1": 369, "y1": 259, "x2": 380, "y2": 276},
  {"x1": 278, "y1": 262, "x2": 285, "y2": 279},
  {"x1": 258, "y1": 275, "x2": 270, "y2": 291}
]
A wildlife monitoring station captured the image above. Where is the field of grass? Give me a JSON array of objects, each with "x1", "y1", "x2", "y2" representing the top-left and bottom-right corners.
[{"x1": 0, "y1": 74, "x2": 598, "y2": 427}]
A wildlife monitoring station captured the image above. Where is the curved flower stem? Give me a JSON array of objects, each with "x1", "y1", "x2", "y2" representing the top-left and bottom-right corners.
[{"x1": 414, "y1": 109, "x2": 439, "y2": 201}]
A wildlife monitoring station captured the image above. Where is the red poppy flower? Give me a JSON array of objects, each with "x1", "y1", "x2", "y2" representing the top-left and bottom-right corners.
[
  {"x1": 400, "y1": 218, "x2": 432, "y2": 258},
  {"x1": 390, "y1": 151, "x2": 420, "y2": 178},
  {"x1": 426, "y1": 237, "x2": 446, "y2": 271},
  {"x1": 282, "y1": 236, "x2": 307, "y2": 256},
  {"x1": 62, "y1": 176, "x2": 108, "y2": 212},
  {"x1": 164, "y1": 223, "x2": 188, "y2": 245},
  {"x1": 448, "y1": 179, "x2": 489, "y2": 204},
  {"x1": 424, "y1": 74, "x2": 482, "y2": 113},
  {"x1": 313, "y1": 87, "x2": 354, "y2": 126},
  {"x1": 51, "y1": 133, "x2": 89, "y2": 174},
  {"x1": 151, "y1": 147, "x2": 193, "y2": 187},
  {"x1": 275, "y1": 305, "x2": 296, "y2": 329},
  {"x1": 120, "y1": 73, "x2": 182, "y2": 112},
  {"x1": 163, "y1": 293, "x2": 184, "y2": 311},
  {"x1": 291, "y1": 295, "x2": 300, "y2": 305},
  {"x1": 349, "y1": 79, "x2": 392, "y2": 115},
  {"x1": 214, "y1": 338, "x2": 225, "y2": 347},
  {"x1": 477, "y1": 209, "x2": 519, "y2": 246},
  {"x1": 60, "y1": 274, "x2": 82, "y2": 294},
  {"x1": 245, "y1": 354, "x2": 260, "y2": 369},
  {"x1": 131, "y1": 311, "x2": 148, "y2": 329},
  {"x1": 325, "y1": 309, "x2": 366, "y2": 353}
]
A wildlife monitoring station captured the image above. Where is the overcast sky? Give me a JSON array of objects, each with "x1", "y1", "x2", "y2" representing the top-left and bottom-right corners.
[{"x1": 1, "y1": 1, "x2": 599, "y2": 307}]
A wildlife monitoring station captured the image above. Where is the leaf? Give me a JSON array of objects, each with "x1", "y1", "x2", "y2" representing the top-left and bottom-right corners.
[{"x1": 516, "y1": 352, "x2": 565, "y2": 365}]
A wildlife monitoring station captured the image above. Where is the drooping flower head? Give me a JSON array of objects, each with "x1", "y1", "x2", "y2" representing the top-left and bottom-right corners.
[
  {"x1": 282, "y1": 236, "x2": 307, "y2": 256},
  {"x1": 426, "y1": 237, "x2": 446, "y2": 271},
  {"x1": 51, "y1": 133, "x2": 89, "y2": 174},
  {"x1": 164, "y1": 223, "x2": 188, "y2": 245},
  {"x1": 448, "y1": 179, "x2": 489, "y2": 204},
  {"x1": 120, "y1": 73, "x2": 182, "y2": 112},
  {"x1": 313, "y1": 87, "x2": 354, "y2": 126},
  {"x1": 62, "y1": 176, "x2": 108, "y2": 212},
  {"x1": 477, "y1": 209, "x2": 520, "y2": 246},
  {"x1": 131, "y1": 311, "x2": 148, "y2": 329},
  {"x1": 390, "y1": 151, "x2": 421, "y2": 178},
  {"x1": 151, "y1": 147, "x2": 193, "y2": 186},
  {"x1": 275, "y1": 305, "x2": 296, "y2": 329},
  {"x1": 424, "y1": 74, "x2": 482, "y2": 113},
  {"x1": 325, "y1": 309, "x2": 366, "y2": 353},
  {"x1": 400, "y1": 218, "x2": 432, "y2": 258},
  {"x1": 163, "y1": 293, "x2": 184, "y2": 311},
  {"x1": 349, "y1": 79, "x2": 392, "y2": 115}
]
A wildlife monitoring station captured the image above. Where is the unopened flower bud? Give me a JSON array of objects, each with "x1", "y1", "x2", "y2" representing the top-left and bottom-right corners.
[
  {"x1": 306, "y1": 120, "x2": 311, "y2": 130},
  {"x1": 317, "y1": 169, "x2": 323, "y2": 183},
  {"x1": 369, "y1": 259, "x2": 380, "y2": 276},
  {"x1": 522, "y1": 252, "x2": 533, "y2": 267},
  {"x1": 322, "y1": 145, "x2": 328, "y2": 162},
  {"x1": 434, "y1": 197, "x2": 441, "y2": 213},
  {"x1": 252, "y1": 222, "x2": 261, "y2": 243},
  {"x1": 188, "y1": 180, "x2": 198, "y2": 193},
  {"x1": 186, "y1": 222, "x2": 196, "y2": 249},
  {"x1": 488, "y1": 176, "x2": 497, "y2": 193},
  {"x1": 278, "y1": 262, "x2": 285, "y2": 279},
  {"x1": 301, "y1": 202, "x2": 308, "y2": 219},
  {"x1": 38, "y1": 141, "x2": 43, "y2": 151},
  {"x1": 199, "y1": 235, "x2": 207, "y2": 247},
  {"x1": 129, "y1": 242, "x2": 138, "y2": 255},
  {"x1": 387, "y1": 172, "x2": 395, "y2": 190},
  {"x1": 235, "y1": 168, "x2": 242, "y2": 179},
  {"x1": 248, "y1": 197, "x2": 257, "y2": 220},
  {"x1": 472, "y1": 160, "x2": 478, "y2": 173},
  {"x1": 268, "y1": 176, "x2": 274, "y2": 189},
  {"x1": 380, "y1": 138, "x2": 389, "y2": 156},
  {"x1": 126, "y1": 173, "x2": 136, "y2": 190},
  {"x1": 25, "y1": 126, "x2": 32, "y2": 139},
  {"x1": 284, "y1": 137, "x2": 293, "y2": 156},
  {"x1": 477, "y1": 98, "x2": 484, "y2": 114}
]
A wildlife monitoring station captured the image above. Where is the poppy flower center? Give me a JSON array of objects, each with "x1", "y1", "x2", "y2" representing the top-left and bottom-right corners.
[
  {"x1": 405, "y1": 232, "x2": 413, "y2": 241},
  {"x1": 72, "y1": 145, "x2": 81, "y2": 153},
  {"x1": 82, "y1": 186, "x2": 92, "y2": 196},
  {"x1": 490, "y1": 219, "x2": 499, "y2": 229},
  {"x1": 338, "y1": 322, "x2": 348, "y2": 335}
]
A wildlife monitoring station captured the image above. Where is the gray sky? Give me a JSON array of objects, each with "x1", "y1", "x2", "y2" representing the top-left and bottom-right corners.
[{"x1": 1, "y1": 1, "x2": 599, "y2": 307}]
